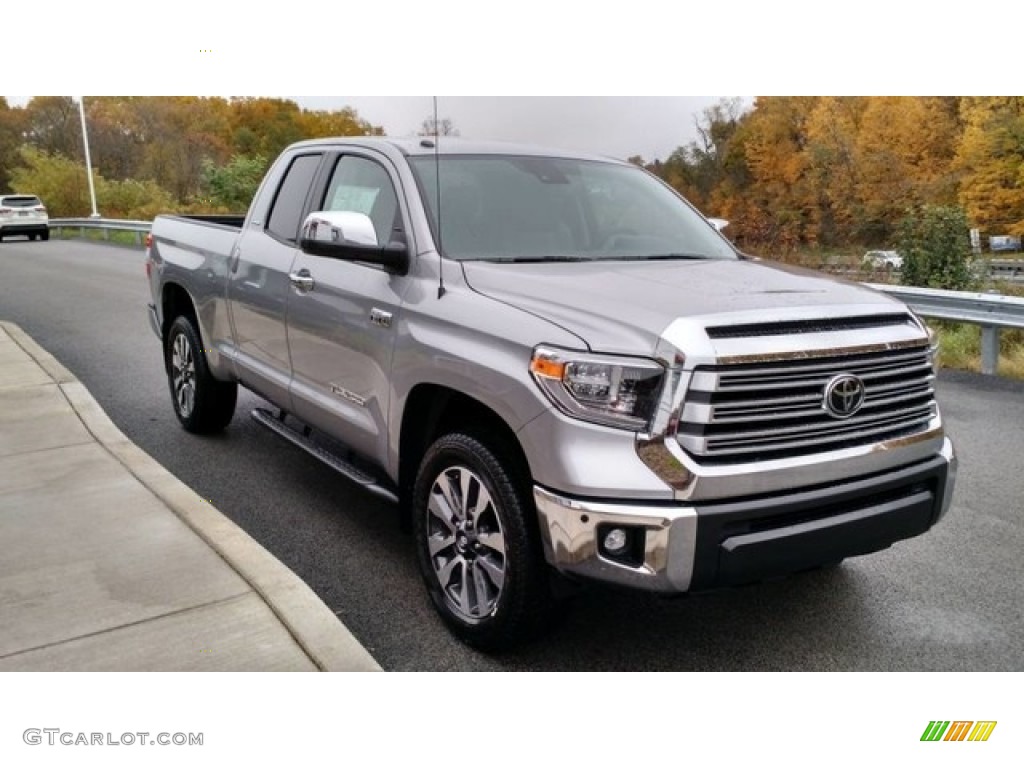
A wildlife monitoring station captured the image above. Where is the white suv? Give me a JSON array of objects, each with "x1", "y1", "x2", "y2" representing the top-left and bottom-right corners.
[
  {"x1": 863, "y1": 249, "x2": 903, "y2": 269},
  {"x1": 0, "y1": 195, "x2": 50, "y2": 242}
]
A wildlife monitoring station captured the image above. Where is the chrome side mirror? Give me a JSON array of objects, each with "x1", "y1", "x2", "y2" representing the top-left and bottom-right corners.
[
  {"x1": 299, "y1": 210, "x2": 408, "y2": 274},
  {"x1": 301, "y1": 210, "x2": 379, "y2": 247}
]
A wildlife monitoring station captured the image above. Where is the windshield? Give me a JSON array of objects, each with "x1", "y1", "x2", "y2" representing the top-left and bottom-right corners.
[{"x1": 409, "y1": 155, "x2": 736, "y2": 263}]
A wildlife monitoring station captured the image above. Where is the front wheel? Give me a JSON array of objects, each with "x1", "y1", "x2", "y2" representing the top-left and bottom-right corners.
[
  {"x1": 413, "y1": 432, "x2": 554, "y2": 650},
  {"x1": 164, "y1": 315, "x2": 237, "y2": 433}
]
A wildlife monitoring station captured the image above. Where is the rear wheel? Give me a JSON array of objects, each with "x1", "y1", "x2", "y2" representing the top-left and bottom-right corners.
[
  {"x1": 41, "y1": 230, "x2": 49, "y2": 242},
  {"x1": 164, "y1": 315, "x2": 237, "y2": 433},
  {"x1": 28, "y1": 233, "x2": 37, "y2": 241},
  {"x1": 413, "y1": 432, "x2": 554, "y2": 650}
]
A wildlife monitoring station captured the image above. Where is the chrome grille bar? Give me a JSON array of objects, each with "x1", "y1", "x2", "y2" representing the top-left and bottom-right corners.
[{"x1": 677, "y1": 343, "x2": 936, "y2": 462}]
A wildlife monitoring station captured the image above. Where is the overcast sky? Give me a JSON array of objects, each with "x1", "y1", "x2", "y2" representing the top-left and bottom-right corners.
[
  {"x1": 300, "y1": 96, "x2": 738, "y2": 162},
  {"x1": 4, "y1": 96, "x2": 740, "y2": 163}
]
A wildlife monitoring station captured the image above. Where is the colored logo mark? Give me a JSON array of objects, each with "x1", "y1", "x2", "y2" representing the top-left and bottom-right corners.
[{"x1": 921, "y1": 721, "x2": 997, "y2": 742}]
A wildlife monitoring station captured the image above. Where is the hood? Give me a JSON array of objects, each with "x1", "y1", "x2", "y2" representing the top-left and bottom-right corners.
[{"x1": 461, "y1": 257, "x2": 907, "y2": 354}]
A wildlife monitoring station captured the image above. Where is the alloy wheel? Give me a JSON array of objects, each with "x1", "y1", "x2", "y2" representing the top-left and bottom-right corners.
[{"x1": 425, "y1": 465, "x2": 507, "y2": 621}]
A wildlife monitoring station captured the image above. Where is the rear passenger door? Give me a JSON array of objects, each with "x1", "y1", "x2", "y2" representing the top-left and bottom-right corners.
[
  {"x1": 227, "y1": 152, "x2": 323, "y2": 407},
  {"x1": 286, "y1": 149, "x2": 412, "y2": 465}
]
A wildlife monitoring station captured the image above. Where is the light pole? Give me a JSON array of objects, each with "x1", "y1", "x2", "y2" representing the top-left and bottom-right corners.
[{"x1": 77, "y1": 96, "x2": 100, "y2": 218}]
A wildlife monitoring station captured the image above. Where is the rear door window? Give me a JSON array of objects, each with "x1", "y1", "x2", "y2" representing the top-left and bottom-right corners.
[{"x1": 266, "y1": 154, "x2": 322, "y2": 243}]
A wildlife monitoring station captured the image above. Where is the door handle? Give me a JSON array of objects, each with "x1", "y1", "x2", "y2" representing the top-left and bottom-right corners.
[{"x1": 288, "y1": 269, "x2": 314, "y2": 292}]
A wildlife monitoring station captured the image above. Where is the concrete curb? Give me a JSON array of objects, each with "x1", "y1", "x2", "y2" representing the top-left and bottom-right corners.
[{"x1": 1, "y1": 322, "x2": 381, "y2": 672}]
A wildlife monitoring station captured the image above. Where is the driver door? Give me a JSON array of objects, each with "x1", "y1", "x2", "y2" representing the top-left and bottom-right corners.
[{"x1": 285, "y1": 150, "x2": 411, "y2": 465}]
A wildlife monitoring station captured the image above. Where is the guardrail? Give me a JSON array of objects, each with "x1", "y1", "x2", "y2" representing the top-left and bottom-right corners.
[
  {"x1": 49, "y1": 218, "x2": 1024, "y2": 376},
  {"x1": 49, "y1": 217, "x2": 151, "y2": 245},
  {"x1": 825, "y1": 262, "x2": 1024, "y2": 283},
  {"x1": 866, "y1": 283, "x2": 1024, "y2": 375}
]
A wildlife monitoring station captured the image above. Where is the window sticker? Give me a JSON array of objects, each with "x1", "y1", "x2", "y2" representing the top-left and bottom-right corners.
[{"x1": 330, "y1": 185, "x2": 380, "y2": 215}]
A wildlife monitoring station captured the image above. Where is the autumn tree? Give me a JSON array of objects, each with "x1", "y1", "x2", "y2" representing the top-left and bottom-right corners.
[
  {"x1": 733, "y1": 96, "x2": 819, "y2": 251},
  {"x1": 21, "y1": 96, "x2": 82, "y2": 160},
  {"x1": 299, "y1": 106, "x2": 383, "y2": 139},
  {"x1": 228, "y1": 98, "x2": 304, "y2": 159},
  {"x1": 854, "y1": 97, "x2": 960, "y2": 245},
  {"x1": 955, "y1": 97, "x2": 1024, "y2": 237},
  {"x1": 659, "y1": 98, "x2": 746, "y2": 212},
  {"x1": 1, "y1": 96, "x2": 384, "y2": 217},
  {"x1": 0, "y1": 98, "x2": 28, "y2": 192}
]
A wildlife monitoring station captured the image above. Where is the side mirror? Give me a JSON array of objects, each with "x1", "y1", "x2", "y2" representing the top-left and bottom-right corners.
[
  {"x1": 299, "y1": 211, "x2": 409, "y2": 274},
  {"x1": 708, "y1": 217, "x2": 729, "y2": 232}
]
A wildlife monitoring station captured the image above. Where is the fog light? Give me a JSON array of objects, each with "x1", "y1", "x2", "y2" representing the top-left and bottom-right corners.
[{"x1": 603, "y1": 528, "x2": 629, "y2": 554}]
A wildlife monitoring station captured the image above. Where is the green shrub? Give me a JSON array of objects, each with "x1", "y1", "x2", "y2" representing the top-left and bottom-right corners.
[{"x1": 897, "y1": 205, "x2": 975, "y2": 290}]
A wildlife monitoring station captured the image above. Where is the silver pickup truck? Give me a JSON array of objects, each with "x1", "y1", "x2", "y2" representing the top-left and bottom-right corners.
[{"x1": 146, "y1": 137, "x2": 956, "y2": 649}]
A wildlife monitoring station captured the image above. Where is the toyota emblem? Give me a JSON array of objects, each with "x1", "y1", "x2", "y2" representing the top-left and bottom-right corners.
[{"x1": 823, "y1": 374, "x2": 866, "y2": 419}]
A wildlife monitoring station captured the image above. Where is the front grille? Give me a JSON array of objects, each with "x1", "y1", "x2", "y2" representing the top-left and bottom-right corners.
[{"x1": 677, "y1": 344, "x2": 937, "y2": 463}]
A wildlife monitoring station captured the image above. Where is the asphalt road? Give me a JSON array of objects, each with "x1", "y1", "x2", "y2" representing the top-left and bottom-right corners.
[{"x1": 2, "y1": 237, "x2": 1022, "y2": 671}]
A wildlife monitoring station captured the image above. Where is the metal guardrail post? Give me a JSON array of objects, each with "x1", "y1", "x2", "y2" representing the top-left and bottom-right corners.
[
  {"x1": 980, "y1": 290, "x2": 1001, "y2": 375},
  {"x1": 981, "y1": 326, "x2": 999, "y2": 375}
]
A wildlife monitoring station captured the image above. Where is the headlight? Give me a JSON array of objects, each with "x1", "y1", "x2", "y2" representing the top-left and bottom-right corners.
[{"x1": 530, "y1": 346, "x2": 665, "y2": 430}]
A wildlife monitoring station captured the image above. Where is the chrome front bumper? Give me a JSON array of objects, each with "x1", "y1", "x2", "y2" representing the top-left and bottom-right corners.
[
  {"x1": 533, "y1": 487, "x2": 698, "y2": 592},
  {"x1": 534, "y1": 438, "x2": 956, "y2": 593}
]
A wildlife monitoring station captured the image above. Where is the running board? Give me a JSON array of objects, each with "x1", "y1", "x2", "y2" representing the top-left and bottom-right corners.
[{"x1": 250, "y1": 408, "x2": 399, "y2": 504}]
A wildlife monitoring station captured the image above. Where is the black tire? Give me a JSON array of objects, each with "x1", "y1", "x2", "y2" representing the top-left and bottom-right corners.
[
  {"x1": 164, "y1": 315, "x2": 237, "y2": 433},
  {"x1": 412, "y1": 432, "x2": 555, "y2": 651},
  {"x1": 28, "y1": 233, "x2": 37, "y2": 241},
  {"x1": 41, "y1": 230, "x2": 49, "y2": 241}
]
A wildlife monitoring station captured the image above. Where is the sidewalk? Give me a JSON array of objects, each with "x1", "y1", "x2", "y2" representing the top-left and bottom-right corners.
[{"x1": 0, "y1": 322, "x2": 380, "y2": 671}]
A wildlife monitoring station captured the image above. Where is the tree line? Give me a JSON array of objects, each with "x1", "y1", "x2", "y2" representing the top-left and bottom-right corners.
[
  {"x1": 1, "y1": 96, "x2": 1022, "y2": 257},
  {"x1": 0, "y1": 96, "x2": 383, "y2": 217},
  {"x1": 639, "y1": 96, "x2": 1024, "y2": 254}
]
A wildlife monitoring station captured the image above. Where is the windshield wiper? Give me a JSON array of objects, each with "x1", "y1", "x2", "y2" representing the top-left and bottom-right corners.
[{"x1": 488, "y1": 256, "x2": 596, "y2": 263}]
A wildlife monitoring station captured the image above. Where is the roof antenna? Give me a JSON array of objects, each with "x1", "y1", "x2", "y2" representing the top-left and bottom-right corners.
[{"x1": 433, "y1": 96, "x2": 446, "y2": 299}]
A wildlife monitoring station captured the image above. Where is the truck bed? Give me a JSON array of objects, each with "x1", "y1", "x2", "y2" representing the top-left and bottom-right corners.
[{"x1": 150, "y1": 214, "x2": 246, "y2": 267}]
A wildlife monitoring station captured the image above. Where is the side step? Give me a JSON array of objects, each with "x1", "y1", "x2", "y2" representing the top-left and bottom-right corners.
[{"x1": 250, "y1": 408, "x2": 399, "y2": 504}]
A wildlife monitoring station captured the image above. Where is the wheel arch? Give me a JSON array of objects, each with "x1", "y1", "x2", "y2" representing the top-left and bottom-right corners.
[
  {"x1": 161, "y1": 282, "x2": 199, "y2": 341},
  {"x1": 398, "y1": 384, "x2": 534, "y2": 528}
]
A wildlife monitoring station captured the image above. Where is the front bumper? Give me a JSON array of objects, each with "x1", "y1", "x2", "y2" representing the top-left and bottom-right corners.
[{"x1": 534, "y1": 437, "x2": 956, "y2": 593}]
